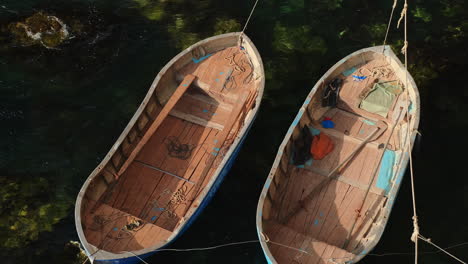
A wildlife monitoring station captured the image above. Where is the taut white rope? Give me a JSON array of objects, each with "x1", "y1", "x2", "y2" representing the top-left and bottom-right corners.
[{"x1": 238, "y1": 0, "x2": 260, "y2": 46}]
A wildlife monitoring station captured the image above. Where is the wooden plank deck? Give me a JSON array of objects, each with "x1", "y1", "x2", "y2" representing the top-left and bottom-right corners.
[
  {"x1": 268, "y1": 166, "x2": 385, "y2": 255},
  {"x1": 82, "y1": 43, "x2": 259, "y2": 254},
  {"x1": 322, "y1": 108, "x2": 401, "y2": 151},
  {"x1": 262, "y1": 53, "x2": 406, "y2": 263},
  {"x1": 82, "y1": 201, "x2": 172, "y2": 253},
  {"x1": 178, "y1": 46, "x2": 255, "y2": 103},
  {"x1": 103, "y1": 116, "x2": 220, "y2": 231},
  {"x1": 117, "y1": 74, "x2": 196, "y2": 176},
  {"x1": 264, "y1": 220, "x2": 355, "y2": 264}
]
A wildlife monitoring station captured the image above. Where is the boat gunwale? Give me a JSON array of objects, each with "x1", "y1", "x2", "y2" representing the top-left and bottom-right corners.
[
  {"x1": 75, "y1": 32, "x2": 265, "y2": 261},
  {"x1": 255, "y1": 45, "x2": 420, "y2": 264}
]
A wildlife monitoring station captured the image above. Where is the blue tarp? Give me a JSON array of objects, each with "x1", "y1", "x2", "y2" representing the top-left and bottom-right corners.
[{"x1": 376, "y1": 149, "x2": 396, "y2": 194}]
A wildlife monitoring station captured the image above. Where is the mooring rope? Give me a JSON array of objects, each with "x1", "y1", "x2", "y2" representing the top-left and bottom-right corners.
[
  {"x1": 418, "y1": 235, "x2": 467, "y2": 264},
  {"x1": 124, "y1": 251, "x2": 150, "y2": 264},
  {"x1": 238, "y1": 0, "x2": 260, "y2": 46},
  {"x1": 398, "y1": 1, "x2": 420, "y2": 263},
  {"x1": 399, "y1": 2, "x2": 465, "y2": 264},
  {"x1": 382, "y1": 0, "x2": 398, "y2": 51},
  {"x1": 86, "y1": 238, "x2": 468, "y2": 264},
  {"x1": 80, "y1": 235, "x2": 468, "y2": 264}
]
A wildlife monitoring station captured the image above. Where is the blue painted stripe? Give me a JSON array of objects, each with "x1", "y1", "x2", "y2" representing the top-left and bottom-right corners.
[
  {"x1": 309, "y1": 126, "x2": 321, "y2": 136},
  {"x1": 363, "y1": 119, "x2": 376, "y2": 126},
  {"x1": 376, "y1": 149, "x2": 396, "y2": 194},
  {"x1": 289, "y1": 109, "x2": 305, "y2": 133},
  {"x1": 192, "y1": 54, "x2": 212, "y2": 63},
  {"x1": 342, "y1": 67, "x2": 357, "y2": 77},
  {"x1": 264, "y1": 178, "x2": 272, "y2": 189},
  {"x1": 352, "y1": 75, "x2": 367, "y2": 81}
]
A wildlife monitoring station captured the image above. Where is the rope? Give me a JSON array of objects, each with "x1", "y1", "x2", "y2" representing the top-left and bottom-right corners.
[
  {"x1": 368, "y1": 241, "x2": 468, "y2": 256},
  {"x1": 418, "y1": 235, "x2": 467, "y2": 264},
  {"x1": 238, "y1": 0, "x2": 260, "y2": 46},
  {"x1": 164, "y1": 136, "x2": 196, "y2": 160},
  {"x1": 382, "y1": 0, "x2": 398, "y2": 51},
  {"x1": 397, "y1": 2, "x2": 407, "y2": 29},
  {"x1": 382, "y1": 3, "x2": 464, "y2": 263},
  {"x1": 265, "y1": 237, "x2": 468, "y2": 263},
  {"x1": 398, "y1": 1, "x2": 421, "y2": 264},
  {"x1": 80, "y1": 238, "x2": 468, "y2": 264},
  {"x1": 124, "y1": 251, "x2": 150, "y2": 264},
  {"x1": 153, "y1": 240, "x2": 260, "y2": 252}
]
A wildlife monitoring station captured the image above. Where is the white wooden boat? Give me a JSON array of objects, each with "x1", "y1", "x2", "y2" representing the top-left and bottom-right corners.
[
  {"x1": 75, "y1": 32, "x2": 264, "y2": 264},
  {"x1": 256, "y1": 46, "x2": 420, "y2": 264}
]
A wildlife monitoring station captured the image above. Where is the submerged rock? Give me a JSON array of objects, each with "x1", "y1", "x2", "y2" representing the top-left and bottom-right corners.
[{"x1": 7, "y1": 12, "x2": 70, "y2": 49}]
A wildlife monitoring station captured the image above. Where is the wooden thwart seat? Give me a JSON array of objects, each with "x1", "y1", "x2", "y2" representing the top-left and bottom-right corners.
[
  {"x1": 175, "y1": 73, "x2": 239, "y2": 104},
  {"x1": 118, "y1": 74, "x2": 196, "y2": 176},
  {"x1": 169, "y1": 90, "x2": 234, "y2": 130},
  {"x1": 301, "y1": 165, "x2": 385, "y2": 196},
  {"x1": 264, "y1": 220, "x2": 354, "y2": 264},
  {"x1": 83, "y1": 202, "x2": 172, "y2": 253}
]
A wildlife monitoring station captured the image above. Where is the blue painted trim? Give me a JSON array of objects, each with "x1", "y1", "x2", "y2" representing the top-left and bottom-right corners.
[
  {"x1": 363, "y1": 119, "x2": 376, "y2": 126},
  {"x1": 308, "y1": 126, "x2": 321, "y2": 136},
  {"x1": 264, "y1": 178, "x2": 272, "y2": 189},
  {"x1": 376, "y1": 150, "x2": 396, "y2": 195},
  {"x1": 288, "y1": 109, "x2": 304, "y2": 133},
  {"x1": 192, "y1": 54, "x2": 212, "y2": 64},
  {"x1": 342, "y1": 67, "x2": 357, "y2": 77},
  {"x1": 352, "y1": 75, "x2": 367, "y2": 81}
]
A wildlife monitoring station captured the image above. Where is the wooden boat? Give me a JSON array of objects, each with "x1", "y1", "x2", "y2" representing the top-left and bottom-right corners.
[
  {"x1": 75, "y1": 32, "x2": 264, "y2": 264},
  {"x1": 256, "y1": 46, "x2": 420, "y2": 264}
]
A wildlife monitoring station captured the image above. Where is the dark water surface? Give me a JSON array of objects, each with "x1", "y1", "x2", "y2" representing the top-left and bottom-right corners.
[{"x1": 1, "y1": 0, "x2": 467, "y2": 263}]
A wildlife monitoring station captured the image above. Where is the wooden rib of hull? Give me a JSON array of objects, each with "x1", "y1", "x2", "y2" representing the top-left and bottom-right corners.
[
  {"x1": 256, "y1": 46, "x2": 420, "y2": 264},
  {"x1": 75, "y1": 32, "x2": 264, "y2": 263}
]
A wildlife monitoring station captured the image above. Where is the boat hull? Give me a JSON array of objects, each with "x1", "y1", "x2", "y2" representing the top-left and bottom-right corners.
[
  {"x1": 75, "y1": 32, "x2": 264, "y2": 263},
  {"x1": 90, "y1": 112, "x2": 257, "y2": 264},
  {"x1": 256, "y1": 46, "x2": 420, "y2": 263}
]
